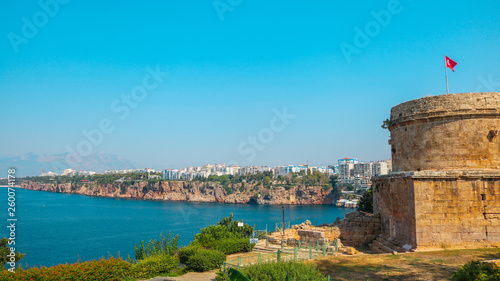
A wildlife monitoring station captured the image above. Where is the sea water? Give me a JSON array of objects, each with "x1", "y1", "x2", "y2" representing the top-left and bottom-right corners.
[{"x1": 0, "y1": 188, "x2": 352, "y2": 267}]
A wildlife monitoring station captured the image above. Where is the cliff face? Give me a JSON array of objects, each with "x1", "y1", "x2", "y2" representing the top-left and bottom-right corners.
[{"x1": 21, "y1": 181, "x2": 334, "y2": 205}]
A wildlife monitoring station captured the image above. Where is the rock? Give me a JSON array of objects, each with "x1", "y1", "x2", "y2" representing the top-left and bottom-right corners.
[
  {"x1": 345, "y1": 247, "x2": 358, "y2": 255},
  {"x1": 21, "y1": 180, "x2": 336, "y2": 205},
  {"x1": 402, "y1": 244, "x2": 412, "y2": 251}
]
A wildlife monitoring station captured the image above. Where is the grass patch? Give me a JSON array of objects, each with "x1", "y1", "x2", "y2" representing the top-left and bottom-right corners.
[
  {"x1": 306, "y1": 248, "x2": 500, "y2": 281},
  {"x1": 385, "y1": 254, "x2": 401, "y2": 259}
]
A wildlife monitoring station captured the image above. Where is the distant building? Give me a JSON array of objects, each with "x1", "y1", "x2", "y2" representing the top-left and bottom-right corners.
[
  {"x1": 273, "y1": 165, "x2": 307, "y2": 176},
  {"x1": 61, "y1": 169, "x2": 76, "y2": 176},
  {"x1": 353, "y1": 162, "x2": 373, "y2": 178},
  {"x1": 163, "y1": 169, "x2": 182, "y2": 180},
  {"x1": 41, "y1": 171, "x2": 58, "y2": 177},
  {"x1": 372, "y1": 160, "x2": 391, "y2": 176}
]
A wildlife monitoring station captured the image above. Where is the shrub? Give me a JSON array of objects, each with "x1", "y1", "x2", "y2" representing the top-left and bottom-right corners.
[
  {"x1": 134, "y1": 232, "x2": 179, "y2": 260},
  {"x1": 186, "y1": 249, "x2": 226, "y2": 272},
  {"x1": 212, "y1": 238, "x2": 254, "y2": 255},
  {"x1": 215, "y1": 261, "x2": 328, "y2": 281},
  {"x1": 128, "y1": 254, "x2": 179, "y2": 279},
  {"x1": 0, "y1": 238, "x2": 25, "y2": 270},
  {"x1": 178, "y1": 245, "x2": 202, "y2": 264},
  {"x1": 0, "y1": 257, "x2": 130, "y2": 281},
  {"x1": 192, "y1": 214, "x2": 253, "y2": 249},
  {"x1": 357, "y1": 187, "x2": 373, "y2": 213},
  {"x1": 451, "y1": 260, "x2": 500, "y2": 281}
]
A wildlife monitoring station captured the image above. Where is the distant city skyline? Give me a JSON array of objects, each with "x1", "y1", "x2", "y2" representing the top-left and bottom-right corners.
[{"x1": 1, "y1": 1, "x2": 499, "y2": 171}]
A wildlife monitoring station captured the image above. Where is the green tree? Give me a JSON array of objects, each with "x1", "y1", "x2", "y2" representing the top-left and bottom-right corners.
[
  {"x1": 357, "y1": 187, "x2": 373, "y2": 213},
  {"x1": 0, "y1": 238, "x2": 25, "y2": 270},
  {"x1": 263, "y1": 176, "x2": 271, "y2": 185},
  {"x1": 381, "y1": 118, "x2": 391, "y2": 129}
]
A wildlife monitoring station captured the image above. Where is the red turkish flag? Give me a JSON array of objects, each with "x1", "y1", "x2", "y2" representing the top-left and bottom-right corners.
[{"x1": 445, "y1": 55, "x2": 457, "y2": 72}]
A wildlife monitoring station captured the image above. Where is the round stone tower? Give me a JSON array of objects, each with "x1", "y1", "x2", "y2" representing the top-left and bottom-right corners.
[
  {"x1": 372, "y1": 92, "x2": 500, "y2": 251},
  {"x1": 389, "y1": 92, "x2": 500, "y2": 172}
]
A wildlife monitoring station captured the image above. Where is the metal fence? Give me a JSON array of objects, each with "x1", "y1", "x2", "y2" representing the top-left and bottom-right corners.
[
  {"x1": 223, "y1": 239, "x2": 339, "y2": 280},
  {"x1": 275, "y1": 221, "x2": 291, "y2": 232}
]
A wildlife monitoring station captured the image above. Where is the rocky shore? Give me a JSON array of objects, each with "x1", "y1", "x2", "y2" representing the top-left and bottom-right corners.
[{"x1": 21, "y1": 180, "x2": 335, "y2": 205}]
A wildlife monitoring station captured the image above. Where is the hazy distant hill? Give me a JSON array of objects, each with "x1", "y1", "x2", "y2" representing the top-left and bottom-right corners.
[{"x1": 0, "y1": 152, "x2": 139, "y2": 177}]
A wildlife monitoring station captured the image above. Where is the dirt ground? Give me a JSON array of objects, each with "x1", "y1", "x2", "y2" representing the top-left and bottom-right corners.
[
  {"x1": 304, "y1": 248, "x2": 500, "y2": 281},
  {"x1": 146, "y1": 248, "x2": 500, "y2": 281}
]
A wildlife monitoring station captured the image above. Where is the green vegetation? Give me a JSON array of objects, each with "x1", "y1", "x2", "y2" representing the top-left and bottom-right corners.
[
  {"x1": 185, "y1": 248, "x2": 226, "y2": 272},
  {"x1": 194, "y1": 214, "x2": 252, "y2": 243},
  {"x1": 452, "y1": 260, "x2": 500, "y2": 281},
  {"x1": 226, "y1": 268, "x2": 251, "y2": 281},
  {"x1": 357, "y1": 187, "x2": 373, "y2": 213},
  {"x1": 211, "y1": 238, "x2": 253, "y2": 255},
  {"x1": 215, "y1": 261, "x2": 328, "y2": 281},
  {"x1": 25, "y1": 172, "x2": 161, "y2": 185},
  {"x1": 176, "y1": 214, "x2": 256, "y2": 273},
  {"x1": 126, "y1": 232, "x2": 181, "y2": 279},
  {"x1": 381, "y1": 118, "x2": 391, "y2": 129},
  {"x1": 0, "y1": 238, "x2": 25, "y2": 271},
  {"x1": 0, "y1": 257, "x2": 130, "y2": 280},
  {"x1": 128, "y1": 254, "x2": 179, "y2": 279},
  {"x1": 132, "y1": 232, "x2": 179, "y2": 261},
  {"x1": 178, "y1": 245, "x2": 203, "y2": 264}
]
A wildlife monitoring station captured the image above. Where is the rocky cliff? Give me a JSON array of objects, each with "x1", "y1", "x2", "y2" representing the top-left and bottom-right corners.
[{"x1": 21, "y1": 180, "x2": 335, "y2": 205}]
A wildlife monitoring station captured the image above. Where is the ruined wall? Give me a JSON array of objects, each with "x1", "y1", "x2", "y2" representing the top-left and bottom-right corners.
[
  {"x1": 389, "y1": 92, "x2": 500, "y2": 172},
  {"x1": 372, "y1": 176, "x2": 416, "y2": 246},
  {"x1": 339, "y1": 212, "x2": 381, "y2": 247}
]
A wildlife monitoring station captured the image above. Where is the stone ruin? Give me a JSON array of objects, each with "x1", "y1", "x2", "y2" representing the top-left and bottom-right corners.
[
  {"x1": 266, "y1": 220, "x2": 359, "y2": 254},
  {"x1": 372, "y1": 92, "x2": 500, "y2": 251}
]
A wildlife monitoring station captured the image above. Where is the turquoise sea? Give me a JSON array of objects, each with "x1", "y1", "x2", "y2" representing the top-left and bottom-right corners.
[{"x1": 1, "y1": 188, "x2": 351, "y2": 268}]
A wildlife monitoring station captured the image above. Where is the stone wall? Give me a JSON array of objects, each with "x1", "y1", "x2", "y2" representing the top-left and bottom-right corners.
[
  {"x1": 374, "y1": 92, "x2": 500, "y2": 250},
  {"x1": 389, "y1": 92, "x2": 500, "y2": 172},
  {"x1": 372, "y1": 175, "x2": 416, "y2": 246},
  {"x1": 339, "y1": 212, "x2": 381, "y2": 247},
  {"x1": 374, "y1": 171, "x2": 500, "y2": 249}
]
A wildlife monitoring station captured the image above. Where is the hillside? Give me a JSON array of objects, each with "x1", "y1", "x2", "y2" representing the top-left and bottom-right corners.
[{"x1": 21, "y1": 180, "x2": 335, "y2": 205}]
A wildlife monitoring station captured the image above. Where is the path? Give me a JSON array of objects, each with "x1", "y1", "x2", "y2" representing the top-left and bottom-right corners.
[{"x1": 144, "y1": 271, "x2": 216, "y2": 281}]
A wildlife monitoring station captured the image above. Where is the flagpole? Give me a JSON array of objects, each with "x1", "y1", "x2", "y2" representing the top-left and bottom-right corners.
[{"x1": 444, "y1": 54, "x2": 449, "y2": 95}]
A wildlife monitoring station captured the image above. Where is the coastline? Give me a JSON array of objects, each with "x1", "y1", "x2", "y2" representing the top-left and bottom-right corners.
[{"x1": 21, "y1": 180, "x2": 336, "y2": 205}]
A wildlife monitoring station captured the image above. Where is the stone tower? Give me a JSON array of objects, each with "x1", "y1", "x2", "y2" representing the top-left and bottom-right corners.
[{"x1": 372, "y1": 92, "x2": 500, "y2": 250}]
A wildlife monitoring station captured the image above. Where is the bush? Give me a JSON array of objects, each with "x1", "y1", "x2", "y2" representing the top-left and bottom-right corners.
[
  {"x1": 357, "y1": 187, "x2": 373, "y2": 213},
  {"x1": 186, "y1": 249, "x2": 226, "y2": 272},
  {"x1": 128, "y1": 254, "x2": 179, "y2": 279},
  {"x1": 212, "y1": 238, "x2": 254, "y2": 255},
  {"x1": 192, "y1": 214, "x2": 253, "y2": 249},
  {"x1": 215, "y1": 261, "x2": 328, "y2": 281},
  {"x1": 134, "y1": 232, "x2": 179, "y2": 260},
  {"x1": 452, "y1": 260, "x2": 500, "y2": 281},
  {"x1": 0, "y1": 238, "x2": 25, "y2": 270},
  {"x1": 0, "y1": 257, "x2": 131, "y2": 281},
  {"x1": 178, "y1": 245, "x2": 202, "y2": 264}
]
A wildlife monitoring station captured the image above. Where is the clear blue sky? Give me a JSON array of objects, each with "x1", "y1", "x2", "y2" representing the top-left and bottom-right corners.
[{"x1": 1, "y1": 0, "x2": 499, "y2": 169}]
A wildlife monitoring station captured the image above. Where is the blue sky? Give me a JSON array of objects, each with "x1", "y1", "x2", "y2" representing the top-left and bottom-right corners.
[{"x1": 1, "y1": 0, "x2": 499, "y2": 170}]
